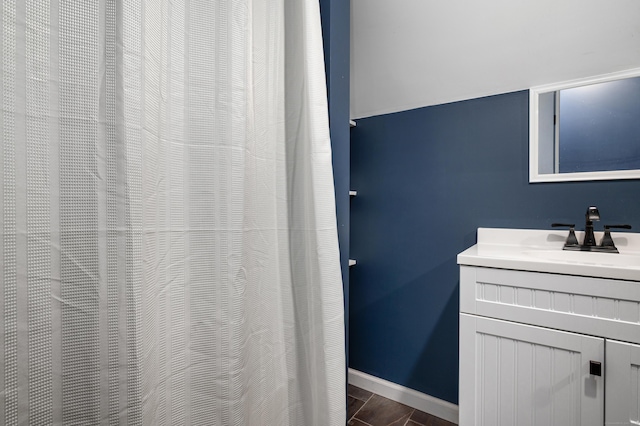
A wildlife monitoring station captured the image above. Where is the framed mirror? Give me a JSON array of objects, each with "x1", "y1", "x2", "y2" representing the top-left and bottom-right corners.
[{"x1": 530, "y1": 68, "x2": 640, "y2": 183}]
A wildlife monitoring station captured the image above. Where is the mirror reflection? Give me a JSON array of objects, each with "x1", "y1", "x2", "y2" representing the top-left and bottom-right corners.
[{"x1": 530, "y1": 68, "x2": 640, "y2": 182}]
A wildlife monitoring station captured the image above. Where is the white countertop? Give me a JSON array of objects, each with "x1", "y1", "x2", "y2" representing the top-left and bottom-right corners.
[{"x1": 457, "y1": 228, "x2": 640, "y2": 281}]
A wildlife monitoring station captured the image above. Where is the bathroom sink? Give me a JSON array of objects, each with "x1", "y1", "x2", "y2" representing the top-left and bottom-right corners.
[
  {"x1": 522, "y1": 248, "x2": 640, "y2": 268},
  {"x1": 458, "y1": 227, "x2": 640, "y2": 281}
]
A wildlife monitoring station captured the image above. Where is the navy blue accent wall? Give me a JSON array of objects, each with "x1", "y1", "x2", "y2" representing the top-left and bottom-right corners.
[
  {"x1": 349, "y1": 90, "x2": 640, "y2": 404},
  {"x1": 319, "y1": 0, "x2": 350, "y2": 357}
]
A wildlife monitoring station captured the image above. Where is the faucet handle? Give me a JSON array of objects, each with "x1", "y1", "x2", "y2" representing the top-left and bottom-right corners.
[
  {"x1": 600, "y1": 225, "x2": 631, "y2": 250},
  {"x1": 551, "y1": 223, "x2": 576, "y2": 228},
  {"x1": 603, "y1": 224, "x2": 632, "y2": 230},
  {"x1": 552, "y1": 223, "x2": 579, "y2": 246}
]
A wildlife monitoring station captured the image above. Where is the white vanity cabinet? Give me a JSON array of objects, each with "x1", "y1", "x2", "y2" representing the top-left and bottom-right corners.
[
  {"x1": 458, "y1": 228, "x2": 640, "y2": 426},
  {"x1": 460, "y1": 312, "x2": 604, "y2": 425},
  {"x1": 606, "y1": 340, "x2": 640, "y2": 425}
]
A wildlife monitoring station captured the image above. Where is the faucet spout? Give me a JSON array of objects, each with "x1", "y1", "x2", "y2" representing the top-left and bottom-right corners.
[{"x1": 583, "y1": 206, "x2": 600, "y2": 246}]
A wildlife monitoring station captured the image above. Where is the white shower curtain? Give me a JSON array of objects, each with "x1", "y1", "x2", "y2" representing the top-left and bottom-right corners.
[{"x1": 0, "y1": 0, "x2": 346, "y2": 424}]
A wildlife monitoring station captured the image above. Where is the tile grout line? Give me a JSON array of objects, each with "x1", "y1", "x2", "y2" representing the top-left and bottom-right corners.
[
  {"x1": 349, "y1": 393, "x2": 374, "y2": 424},
  {"x1": 348, "y1": 389, "x2": 373, "y2": 403},
  {"x1": 349, "y1": 387, "x2": 446, "y2": 426},
  {"x1": 401, "y1": 409, "x2": 416, "y2": 426}
]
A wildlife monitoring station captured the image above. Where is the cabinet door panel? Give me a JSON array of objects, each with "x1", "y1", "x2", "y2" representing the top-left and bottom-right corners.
[
  {"x1": 460, "y1": 314, "x2": 604, "y2": 426},
  {"x1": 606, "y1": 339, "x2": 640, "y2": 425}
]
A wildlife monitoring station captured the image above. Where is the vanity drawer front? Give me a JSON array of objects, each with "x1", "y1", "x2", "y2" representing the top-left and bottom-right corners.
[{"x1": 460, "y1": 265, "x2": 640, "y2": 345}]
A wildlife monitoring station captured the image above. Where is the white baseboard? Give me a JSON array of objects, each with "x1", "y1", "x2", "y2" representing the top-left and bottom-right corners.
[{"x1": 348, "y1": 368, "x2": 459, "y2": 425}]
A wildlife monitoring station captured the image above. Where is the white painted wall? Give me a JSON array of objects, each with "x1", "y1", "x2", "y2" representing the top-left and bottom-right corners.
[{"x1": 350, "y1": 0, "x2": 640, "y2": 119}]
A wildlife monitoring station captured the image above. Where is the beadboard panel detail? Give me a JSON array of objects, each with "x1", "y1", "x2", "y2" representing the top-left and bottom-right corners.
[
  {"x1": 460, "y1": 314, "x2": 604, "y2": 426},
  {"x1": 460, "y1": 266, "x2": 640, "y2": 345},
  {"x1": 632, "y1": 365, "x2": 640, "y2": 425},
  {"x1": 476, "y1": 282, "x2": 640, "y2": 324},
  {"x1": 348, "y1": 368, "x2": 459, "y2": 424},
  {"x1": 477, "y1": 332, "x2": 583, "y2": 425},
  {"x1": 606, "y1": 340, "x2": 640, "y2": 425}
]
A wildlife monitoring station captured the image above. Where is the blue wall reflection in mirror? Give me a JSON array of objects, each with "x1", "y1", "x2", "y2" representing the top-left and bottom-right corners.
[{"x1": 559, "y1": 76, "x2": 640, "y2": 174}]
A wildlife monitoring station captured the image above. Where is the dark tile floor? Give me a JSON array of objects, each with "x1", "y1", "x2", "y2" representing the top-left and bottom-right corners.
[{"x1": 347, "y1": 384, "x2": 456, "y2": 426}]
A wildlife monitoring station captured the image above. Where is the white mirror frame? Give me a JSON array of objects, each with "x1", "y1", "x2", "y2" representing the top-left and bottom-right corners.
[{"x1": 530, "y1": 68, "x2": 640, "y2": 183}]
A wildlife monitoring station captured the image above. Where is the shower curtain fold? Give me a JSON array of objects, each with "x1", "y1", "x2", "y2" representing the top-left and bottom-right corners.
[{"x1": 0, "y1": 0, "x2": 346, "y2": 424}]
